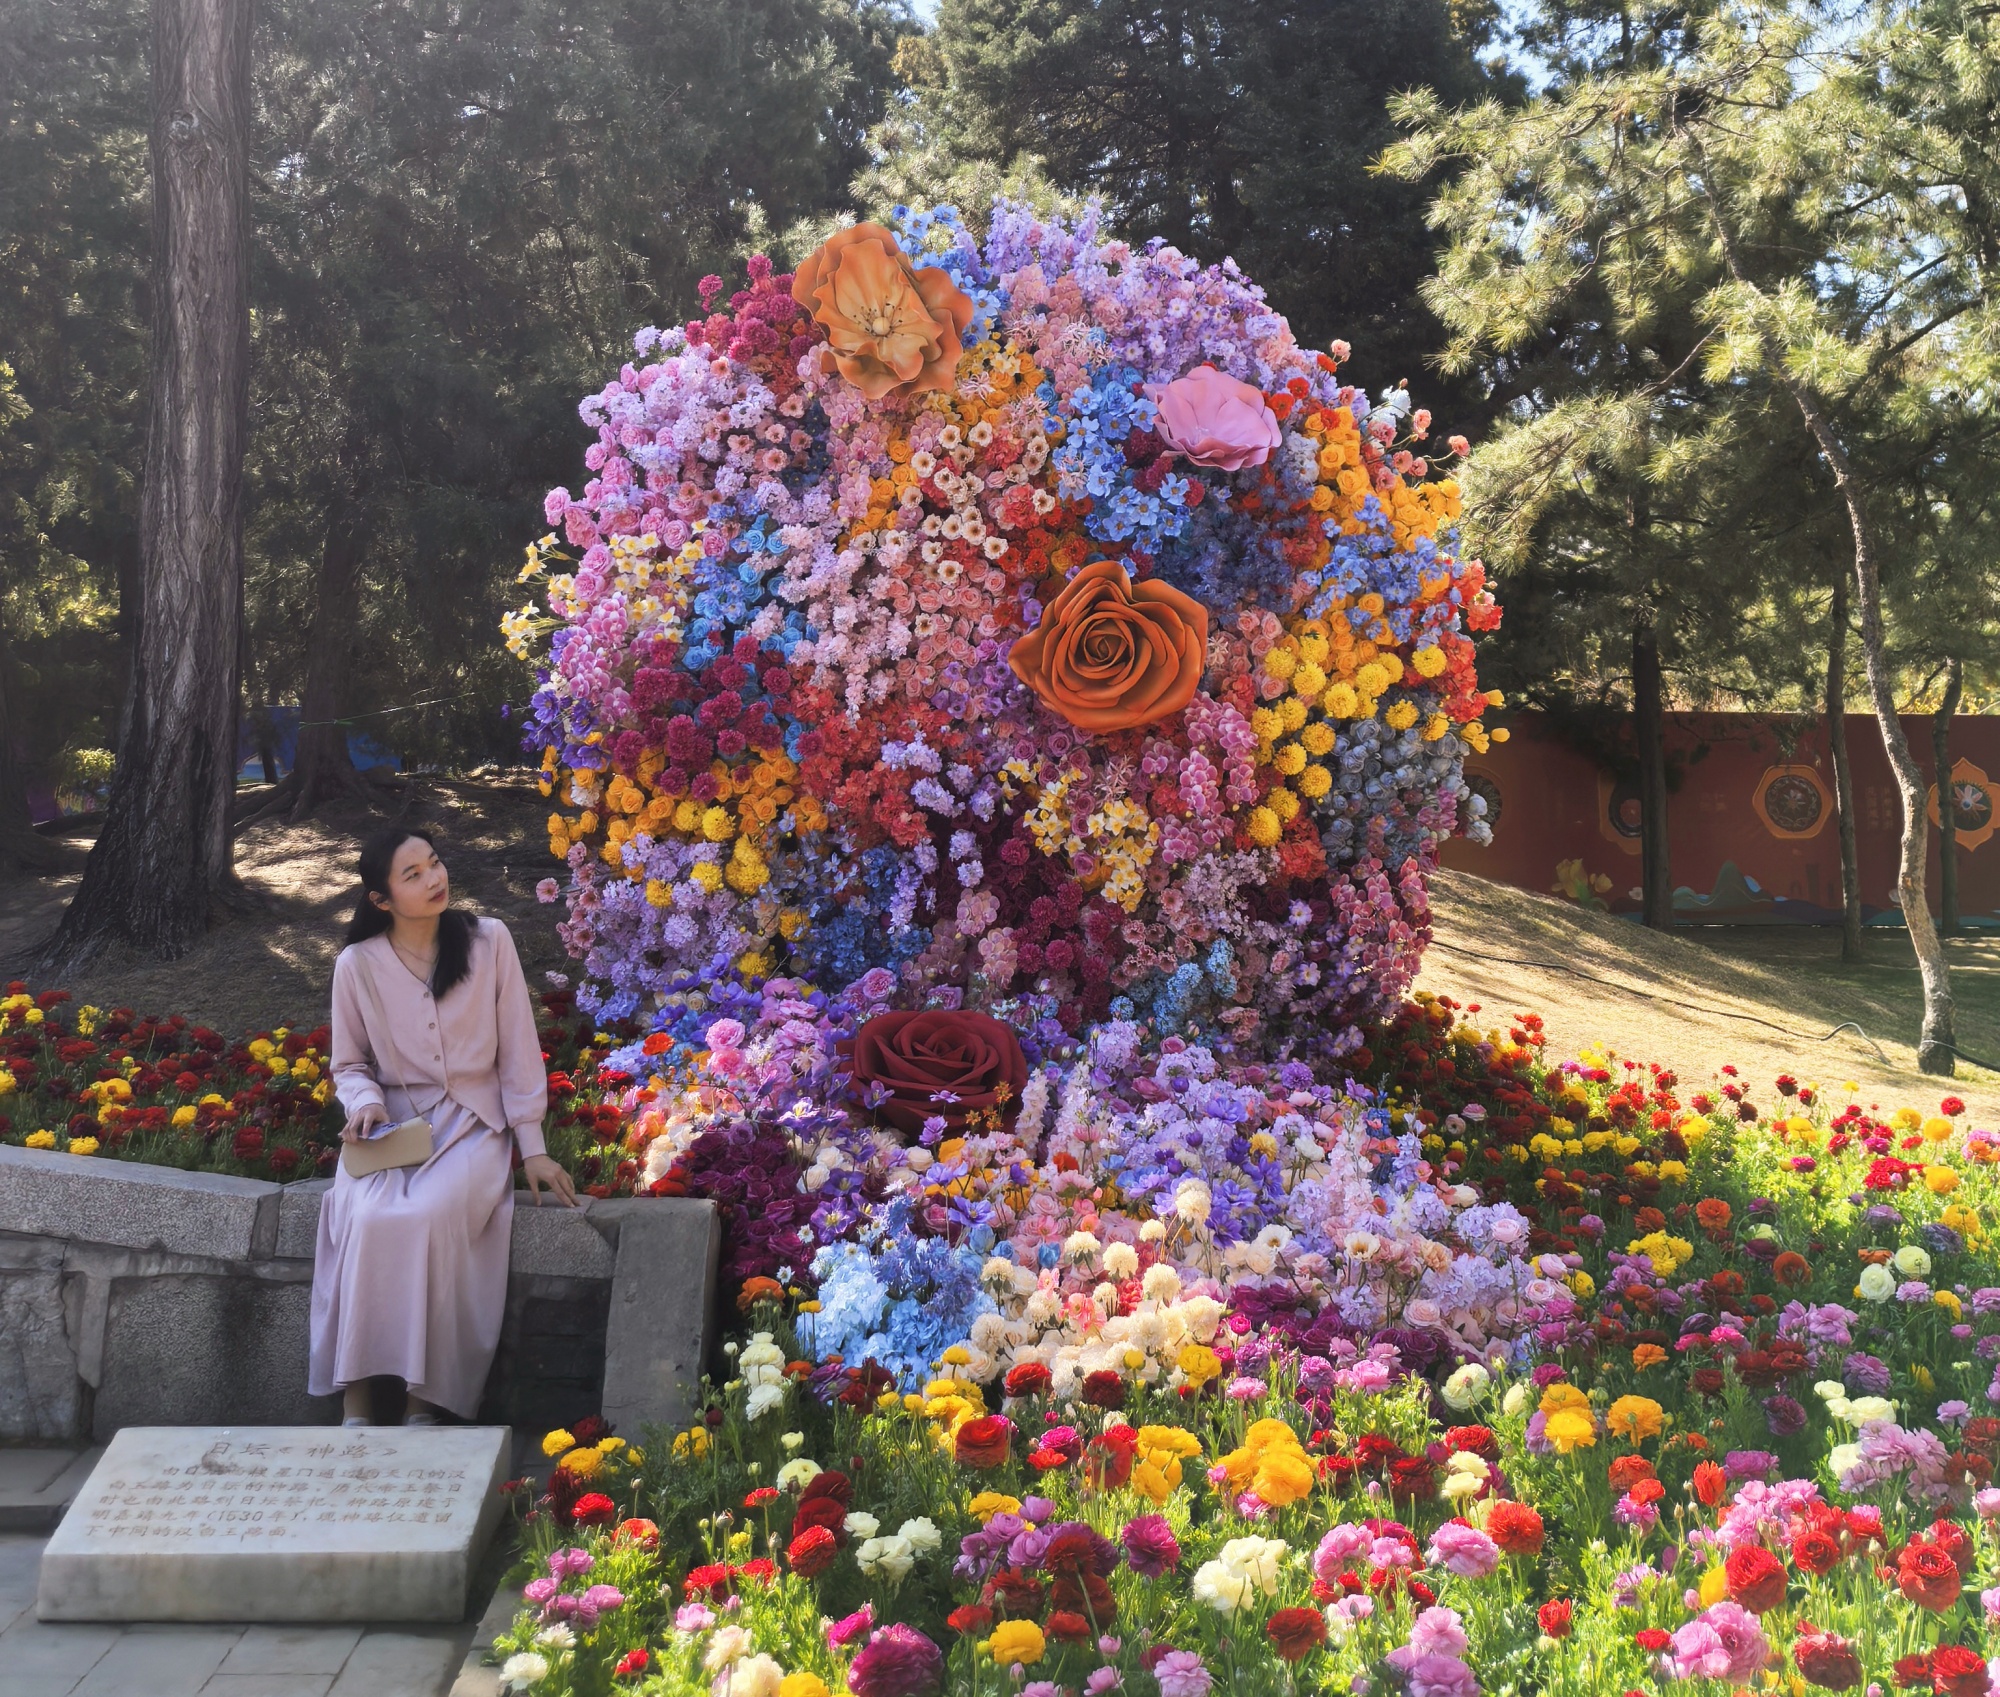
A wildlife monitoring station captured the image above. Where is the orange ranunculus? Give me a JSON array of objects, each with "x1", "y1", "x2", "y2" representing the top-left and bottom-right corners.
[
  {"x1": 791, "y1": 223, "x2": 974, "y2": 401},
  {"x1": 954, "y1": 1414, "x2": 1015, "y2": 1470},
  {"x1": 1007, "y1": 559, "x2": 1208, "y2": 732},
  {"x1": 1695, "y1": 1198, "x2": 1731, "y2": 1234},
  {"x1": 1631, "y1": 1343, "x2": 1668, "y2": 1370}
]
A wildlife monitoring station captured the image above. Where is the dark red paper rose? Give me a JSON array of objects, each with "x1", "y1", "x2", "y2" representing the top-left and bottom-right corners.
[
  {"x1": 845, "y1": 1010, "x2": 1027, "y2": 1139},
  {"x1": 1896, "y1": 1540, "x2": 1962, "y2": 1611},
  {"x1": 1724, "y1": 1543, "x2": 1787, "y2": 1614}
]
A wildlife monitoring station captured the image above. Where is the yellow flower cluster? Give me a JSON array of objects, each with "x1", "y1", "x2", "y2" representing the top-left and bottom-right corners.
[
  {"x1": 1214, "y1": 1417, "x2": 1316, "y2": 1507},
  {"x1": 1627, "y1": 1231, "x2": 1696, "y2": 1279},
  {"x1": 0, "y1": 993, "x2": 46, "y2": 1029},
  {"x1": 1132, "y1": 1424, "x2": 1202, "y2": 1505},
  {"x1": 1013, "y1": 768, "x2": 1160, "y2": 913}
]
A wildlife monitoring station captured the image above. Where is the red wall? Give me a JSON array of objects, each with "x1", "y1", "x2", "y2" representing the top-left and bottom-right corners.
[{"x1": 1441, "y1": 712, "x2": 2000, "y2": 927}]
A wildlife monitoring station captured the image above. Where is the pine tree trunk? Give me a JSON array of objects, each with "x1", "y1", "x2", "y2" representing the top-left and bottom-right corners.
[
  {"x1": 36, "y1": 0, "x2": 251, "y2": 971},
  {"x1": 1701, "y1": 179, "x2": 1955, "y2": 1071},
  {"x1": 1825, "y1": 577, "x2": 1864, "y2": 964},
  {"x1": 1934, "y1": 656, "x2": 1962, "y2": 938},
  {"x1": 1632, "y1": 618, "x2": 1673, "y2": 929}
]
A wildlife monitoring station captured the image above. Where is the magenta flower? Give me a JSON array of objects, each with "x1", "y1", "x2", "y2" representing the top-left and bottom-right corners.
[
  {"x1": 845, "y1": 1624, "x2": 944, "y2": 1697},
  {"x1": 1121, "y1": 1515, "x2": 1181, "y2": 1578},
  {"x1": 826, "y1": 1604, "x2": 875, "y2": 1648}
]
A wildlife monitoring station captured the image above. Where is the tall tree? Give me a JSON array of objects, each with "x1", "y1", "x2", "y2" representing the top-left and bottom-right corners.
[
  {"x1": 40, "y1": 0, "x2": 252, "y2": 968},
  {"x1": 1824, "y1": 575, "x2": 1864, "y2": 962}
]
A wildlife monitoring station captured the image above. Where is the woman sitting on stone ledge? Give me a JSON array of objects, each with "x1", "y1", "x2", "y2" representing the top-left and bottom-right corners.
[{"x1": 311, "y1": 826, "x2": 575, "y2": 1427}]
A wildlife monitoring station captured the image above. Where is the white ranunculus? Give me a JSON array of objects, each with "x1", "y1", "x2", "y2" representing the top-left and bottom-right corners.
[
  {"x1": 1442, "y1": 1363, "x2": 1490, "y2": 1411},
  {"x1": 1191, "y1": 1557, "x2": 1254, "y2": 1613},
  {"x1": 1857, "y1": 1263, "x2": 1896, "y2": 1302},
  {"x1": 1893, "y1": 1244, "x2": 1933, "y2": 1279},
  {"x1": 843, "y1": 1511, "x2": 880, "y2": 1540},
  {"x1": 899, "y1": 1516, "x2": 942, "y2": 1551},
  {"x1": 856, "y1": 1533, "x2": 915, "y2": 1583},
  {"x1": 499, "y1": 1653, "x2": 550, "y2": 1690}
]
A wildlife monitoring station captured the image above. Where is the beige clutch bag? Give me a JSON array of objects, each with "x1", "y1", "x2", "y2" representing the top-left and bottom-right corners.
[{"x1": 341, "y1": 1114, "x2": 435, "y2": 1177}]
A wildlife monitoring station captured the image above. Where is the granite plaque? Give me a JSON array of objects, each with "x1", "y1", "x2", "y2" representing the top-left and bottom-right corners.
[{"x1": 36, "y1": 1425, "x2": 510, "y2": 1622}]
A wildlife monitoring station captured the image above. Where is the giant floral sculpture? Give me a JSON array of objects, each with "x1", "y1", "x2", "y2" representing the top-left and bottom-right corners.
[{"x1": 508, "y1": 204, "x2": 1535, "y2": 1390}]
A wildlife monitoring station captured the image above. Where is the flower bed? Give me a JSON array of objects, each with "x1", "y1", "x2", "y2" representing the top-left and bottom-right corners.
[
  {"x1": 487, "y1": 1008, "x2": 2000, "y2": 1695},
  {"x1": 0, "y1": 979, "x2": 644, "y2": 1191}
]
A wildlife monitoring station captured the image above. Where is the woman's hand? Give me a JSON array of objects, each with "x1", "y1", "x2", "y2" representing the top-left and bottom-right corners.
[
  {"x1": 341, "y1": 1103, "x2": 391, "y2": 1143},
  {"x1": 522, "y1": 1154, "x2": 578, "y2": 1208}
]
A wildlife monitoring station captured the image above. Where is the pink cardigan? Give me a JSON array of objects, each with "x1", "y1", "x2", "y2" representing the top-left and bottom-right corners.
[{"x1": 329, "y1": 916, "x2": 550, "y2": 1159}]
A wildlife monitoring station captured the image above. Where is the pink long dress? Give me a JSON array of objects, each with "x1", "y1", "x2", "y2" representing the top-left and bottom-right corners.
[{"x1": 309, "y1": 915, "x2": 551, "y2": 1417}]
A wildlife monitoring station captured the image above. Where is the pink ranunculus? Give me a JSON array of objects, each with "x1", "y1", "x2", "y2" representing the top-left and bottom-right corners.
[{"x1": 1145, "y1": 365, "x2": 1281, "y2": 471}]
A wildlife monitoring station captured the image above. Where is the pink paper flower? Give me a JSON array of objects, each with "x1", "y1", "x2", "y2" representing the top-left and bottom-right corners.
[{"x1": 1145, "y1": 365, "x2": 1280, "y2": 471}]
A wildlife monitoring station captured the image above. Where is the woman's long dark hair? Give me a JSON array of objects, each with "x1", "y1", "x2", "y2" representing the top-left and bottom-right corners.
[{"x1": 345, "y1": 827, "x2": 475, "y2": 998}]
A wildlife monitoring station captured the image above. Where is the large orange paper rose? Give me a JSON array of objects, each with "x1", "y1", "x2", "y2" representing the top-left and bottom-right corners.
[
  {"x1": 791, "y1": 223, "x2": 974, "y2": 401},
  {"x1": 1007, "y1": 558, "x2": 1208, "y2": 732}
]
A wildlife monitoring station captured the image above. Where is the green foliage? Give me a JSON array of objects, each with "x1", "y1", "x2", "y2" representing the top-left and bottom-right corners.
[
  {"x1": 0, "y1": 0, "x2": 914, "y2": 801},
  {"x1": 861, "y1": 0, "x2": 1504, "y2": 403}
]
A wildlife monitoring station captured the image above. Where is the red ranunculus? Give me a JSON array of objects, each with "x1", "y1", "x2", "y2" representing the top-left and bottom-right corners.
[
  {"x1": 1892, "y1": 1653, "x2": 1933, "y2": 1689},
  {"x1": 1724, "y1": 1544, "x2": 1788, "y2": 1614},
  {"x1": 1080, "y1": 1370, "x2": 1127, "y2": 1410},
  {"x1": 786, "y1": 1525, "x2": 838, "y2": 1577},
  {"x1": 614, "y1": 1649, "x2": 649, "y2": 1679},
  {"x1": 1692, "y1": 1460, "x2": 1729, "y2": 1505},
  {"x1": 1004, "y1": 1362, "x2": 1053, "y2": 1399},
  {"x1": 1897, "y1": 1539, "x2": 1963, "y2": 1611},
  {"x1": 1635, "y1": 1628, "x2": 1672, "y2": 1652},
  {"x1": 1791, "y1": 1529, "x2": 1842, "y2": 1576},
  {"x1": 845, "y1": 1010, "x2": 1027, "y2": 1138},
  {"x1": 1536, "y1": 1600, "x2": 1573, "y2": 1639},
  {"x1": 570, "y1": 1492, "x2": 616, "y2": 1527},
  {"x1": 945, "y1": 1605, "x2": 993, "y2": 1636},
  {"x1": 1930, "y1": 1645, "x2": 1991, "y2": 1697},
  {"x1": 1791, "y1": 1624, "x2": 1863, "y2": 1691},
  {"x1": 791, "y1": 1494, "x2": 850, "y2": 1546},
  {"x1": 1926, "y1": 1518, "x2": 1976, "y2": 1577},
  {"x1": 1266, "y1": 1606, "x2": 1328, "y2": 1662},
  {"x1": 1045, "y1": 1611, "x2": 1093, "y2": 1645},
  {"x1": 1486, "y1": 1500, "x2": 1544, "y2": 1555},
  {"x1": 954, "y1": 1415, "x2": 1014, "y2": 1470}
]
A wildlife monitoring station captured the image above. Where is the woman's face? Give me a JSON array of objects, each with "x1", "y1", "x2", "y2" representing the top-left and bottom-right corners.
[{"x1": 372, "y1": 836, "x2": 449, "y2": 921}]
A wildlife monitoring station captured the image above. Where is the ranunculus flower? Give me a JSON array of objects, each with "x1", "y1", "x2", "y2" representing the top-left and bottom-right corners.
[
  {"x1": 1897, "y1": 1539, "x2": 1963, "y2": 1610},
  {"x1": 790, "y1": 223, "x2": 973, "y2": 401},
  {"x1": 1536, "y1": 1599, "x2": 1573, "y2": 1639},
  {"x1": 1724, "y1": 1544, "x2": 1787, "y2": 1614},
  {"x1": 1006, "y1": 558, "x2": 1208, "y2": 733},
  {"x1": 1121, "y1": 1514, "x2": 1181, "y2": 1578},
  {"x1": 1484, "y1": 1500, "x2": 1544, "y2": 1555},
  {"x1": 1790, "y1": 1623, "x2": 1863, "y2": 1691},
  {"x1": 844, "y1": 1624, "x2": 944, "y2": 1697},
  {"x1": 954, "y1": 1414, "x2": 1014, "y2": 1470},
  {"x1": 1145, "y1": 364, "x2": 1281, "y2": 471},
  {"x1": 1930, "y1": 1644, "x2": 1990, "y2": 1697},
  {"x1": 846, "y1": 1010, "x2": 1027, "y2": 1139},
  {"x1": 1265, "y1": 1606, "x2": 1328, "y2": 1662},
  {"x1": 786, "y1": 1525, "x2": 838, "y2": 1577}
]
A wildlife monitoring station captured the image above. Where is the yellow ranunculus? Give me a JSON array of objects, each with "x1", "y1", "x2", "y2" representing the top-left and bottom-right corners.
[
  {"x1": 1605, "y1": 1395, "x2": 1664, "y2": 1444},
  {"x1": 67, "y1": 1137, "x2": 100, "y2": 1157},
  {"x1": 24, "y1": 1129, "x2": 56, "y2": 1149},
  {"x1": 542, "y1": 1428, "x2": 576, "y2": 1458},
  {"x1": 1538, "y1": 1383, "x2": 1590, "y2": 1417},
  {"x1": 968, "y1": 1492, "x2": 1021, "y2": 1524},
  {"x1": 1926, "y1": 1166, "x2": 1960, "y2": 1195},
  {"x1": 1699, "y1": 1566, "x2": 1728, "y2": 1606},
  {"x1": 778, "y1": 1676, "x2": 830, "y2": 1697},
  {"x1": 985, "y1": 1620, "x2": 1045, "y2": 1666},
  {"x1": 1544, "y1": 1408, "x2": 1597, "y2": 1453},
  {"x1": 1178, "y1": 1344, "x2": 1221, "y2": 1387},
  {"x1": 1252, "y1": 1447, "x2": 1317, "y2": 1507}
]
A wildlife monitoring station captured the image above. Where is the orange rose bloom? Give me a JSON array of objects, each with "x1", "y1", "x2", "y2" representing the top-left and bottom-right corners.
[
  {"x1": 1008, "y1": 559, "x2": 1208, "y2": 732},
  {"x1": 791, "y1": 223, "x2": 974, "y2": 401}
]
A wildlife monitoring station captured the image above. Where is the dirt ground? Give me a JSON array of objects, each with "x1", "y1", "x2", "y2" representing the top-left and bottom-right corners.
[
  {"x1": 0, "y1": 776, "x2": 572, "y2": 1034},
  {"x1": 1416, "y1": 868, "x2": 2000, "y2": 1119},
  {"x1": 2, "y1": 789, "x2": 1995, "y2": 1120}
]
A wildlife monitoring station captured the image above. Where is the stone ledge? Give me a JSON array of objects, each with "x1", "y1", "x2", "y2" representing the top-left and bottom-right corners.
[{"x1": 0, "y1": 1146, "x2": 281, "y2": 1261}]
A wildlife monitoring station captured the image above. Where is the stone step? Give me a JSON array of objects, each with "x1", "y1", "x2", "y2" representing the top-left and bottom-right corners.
[{"x1": 0, "y1": 1447, "x2": 103, "y2": 1535}]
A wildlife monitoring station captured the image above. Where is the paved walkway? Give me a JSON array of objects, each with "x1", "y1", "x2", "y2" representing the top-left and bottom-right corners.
[{"x1": 0, "y1": 1449, "x2": 515, "y2": 1697}]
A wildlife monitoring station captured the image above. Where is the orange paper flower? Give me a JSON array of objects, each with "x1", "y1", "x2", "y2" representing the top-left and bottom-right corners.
[
  {"x1": 1008, "y1": 558, "x2": 1208, "y2": 732},
  {"x1": 791, "y1": 223, "x2": 974, "y2": 401}
]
